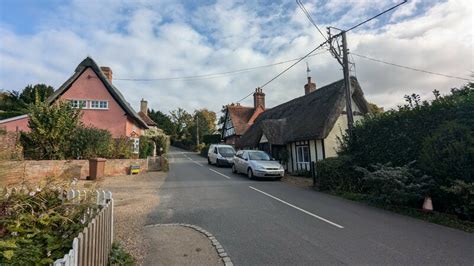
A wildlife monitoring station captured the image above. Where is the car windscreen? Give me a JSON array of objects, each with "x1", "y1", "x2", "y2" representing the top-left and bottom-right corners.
[
  {"x1": 248, "y1": 151, "x2": 271, "y2": 161},
  {"x1": 218, "y1": 147, "x2": 235, "y2": 156}
]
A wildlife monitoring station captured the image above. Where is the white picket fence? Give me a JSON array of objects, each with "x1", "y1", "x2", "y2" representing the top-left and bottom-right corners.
[{"x1": 53, "y1": 190, "x2": 114, "y2": 266}]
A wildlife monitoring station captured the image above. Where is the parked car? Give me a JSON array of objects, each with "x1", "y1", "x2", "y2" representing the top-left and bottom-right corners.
[
  {"x1": 207, "y1": 144, "x2": 236, "y2": 167},
  {"x1": 232, "y1": 150, "x2": 284, "y2": 180}
]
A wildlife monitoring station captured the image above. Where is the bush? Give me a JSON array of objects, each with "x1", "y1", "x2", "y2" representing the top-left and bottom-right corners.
[
  {"x1": 139, "y1": 136, "x2": 154, "y2": 159},
  {"x1": 419, "y1": 121, "x2": 474, "y2": 184},
  {"x1": 109, "y1": 242, "x2": 134, "y2": 266},
  {"x1": 356, "y1": 163, "x2": 434, "y2": 207},
  {"x1": 154, "y1": 134, "x2": 170, "y2": 155},
  {"x1": 200, "y1": 145, "x2": 210, "y2": 157},
  {"x1": 441, "y1": 180, "x2": 474, "y2": 221},
  {"x1": 202, "y1": 134, "x2": 221, "y2": 145},
  {"x1": 69, "y1": 127, "x2": 112, "y2": 159},
  {"x1": 0, "y1": 179, "x2": 98, "y2": 265},
  {"x1": 110, "y1": 137, "x2": 132, "y2": 159},
  {"x1": 316, "y1": 156, "x2": 362, "y2": 193}
]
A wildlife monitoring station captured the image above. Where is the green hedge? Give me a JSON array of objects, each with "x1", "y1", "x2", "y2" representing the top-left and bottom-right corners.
[{"x1": 316, "y1": 156, "x2": 362, "y2": 193}]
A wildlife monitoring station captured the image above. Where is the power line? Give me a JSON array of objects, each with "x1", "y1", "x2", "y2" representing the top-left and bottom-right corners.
[
  {"x1": 351, "y1": 52, "x2": 473, "y2": 82},
  {"x1": 296, "y1": 0, "x2": 328, "y2": 41},
  {"x1": 345, "y1": 0, "x2": 407, "y2": 33},
  {"x1": 237, "y1": 43, "x2": 327, "y2": 103},
  {"x1": 115, "y1": 50, "x2": 328, "y2": 82}
]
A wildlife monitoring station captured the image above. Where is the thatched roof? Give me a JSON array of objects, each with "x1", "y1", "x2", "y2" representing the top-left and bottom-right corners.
[
  {"x1": 237, "y1": 77, "x2": 369, "y2": 148},
  {"x1": 47, "y1": 57, "x2": 148, "y2": 129}
]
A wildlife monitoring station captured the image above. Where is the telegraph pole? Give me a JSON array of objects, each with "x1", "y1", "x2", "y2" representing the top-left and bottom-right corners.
[
  {"x1": 196, "y1": 115, "x2": 200, "y2": 146},
  {"x1": 341, "y1": 31, "x2": 354, "y2": 135}
]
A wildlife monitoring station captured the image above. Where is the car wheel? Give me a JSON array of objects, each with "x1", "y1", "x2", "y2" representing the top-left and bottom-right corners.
[
  {"x1": 207, "y1": 157, "x2": 211, "y2": 165},
  {"x1": 247, "y1": 168, "x2": 254, "y2": 180},
  {"x1": 232, "y1": 164, "x2": 237, "y2": 174},
  {"x1": 216, "y1": 159, "x2": 221, "y2": 167}
]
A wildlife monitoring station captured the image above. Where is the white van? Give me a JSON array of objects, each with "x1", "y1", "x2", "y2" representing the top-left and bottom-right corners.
[{"x1": 208, "y1": 144, "x2": 236, "y2": 167}]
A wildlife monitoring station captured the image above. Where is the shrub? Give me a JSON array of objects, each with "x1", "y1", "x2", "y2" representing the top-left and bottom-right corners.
[
  {"x1": 357, "y1": 163, "x2": 434, "y2": 207},
  {"x1": 139, "y1": 136, "x2": 154, "y2": 159},
  {"x1": 154, "y1": 134, "x2": 170, "y2": 155},
  {"x1": 441, "y1": 180, "x2": 474, "y2": 221},
  {"x1": 22, "y1": 101, "x2": 82, "y2": 160},
  {"x1": 200, "y1": 145, "x2": 210, "y2": 157},
  {"x1": 109, "y1": 242, "x2": 134, "y2": 266},
  {"x1": 202, "y1": 134, "x2": 221, "y2": 145},
  {"x1": 110, "y1": 137, "x2": 132, "y2": 159},
  {"x1": 0, "y1": 179, "x2": 98, "y2": 265},
  {"x1": 69, "y1": 127, "x2": 112, "y2": 159},
  {"x1": 316, "y1": 156, "x2": 362, "y2": 193},
  {"x1": 419, "y1": 121, "x2": 474, "y2": 184}
]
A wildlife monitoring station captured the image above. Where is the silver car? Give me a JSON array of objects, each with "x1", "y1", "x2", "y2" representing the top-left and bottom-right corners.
[{"x1": 232, "y1": 150, "x2": 284, "y2": 180}]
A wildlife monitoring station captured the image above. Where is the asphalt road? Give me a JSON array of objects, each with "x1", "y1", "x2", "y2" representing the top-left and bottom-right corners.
[{"x1": 147, "y1": 147, "x2": 474, "y2": 265}]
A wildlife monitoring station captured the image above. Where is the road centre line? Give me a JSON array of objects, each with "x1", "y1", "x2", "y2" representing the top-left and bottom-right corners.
[
  {"x1": 182, "y1": 153, "x2": 204, "y2": 167},
  {"x1": 248, "y1": 186, "x2": 344, "y2": 229},
  {"x1": 209, "y1": 168, "x2": 231, "y2": 179}
]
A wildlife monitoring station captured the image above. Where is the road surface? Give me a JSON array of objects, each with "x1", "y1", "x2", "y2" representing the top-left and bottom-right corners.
[{"x1": 147, "y1": 147, "x2": 474, "y2": 265}]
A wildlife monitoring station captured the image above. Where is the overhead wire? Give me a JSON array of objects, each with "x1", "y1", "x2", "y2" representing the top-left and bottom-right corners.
[{"x1": 351, "y1": 52, "x2": 473, "y2": 82}]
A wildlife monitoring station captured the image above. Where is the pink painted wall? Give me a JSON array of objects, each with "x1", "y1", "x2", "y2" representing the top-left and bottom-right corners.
[
  {"x1": 0, "y1": 67, "x2": 143, "y2": 138},
  {"x1": 61, "y1": 68, "x2": 133, "y2": 138},
  {"x1": 0, "y1": 116, "x2": 30, "y2": 132}
]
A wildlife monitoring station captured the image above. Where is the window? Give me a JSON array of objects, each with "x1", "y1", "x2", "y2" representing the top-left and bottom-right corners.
[
  {"x1": 69, "y1": 100, "x2": 87, "y2": 109},
  {"x1": 131, "y1": 138, "x2": 139, "y2": 154},
  {"x1": 90, "y1": 100, "x2": 108, "y2": 109},
  {"x1": 296, "y1": 146, "x2": 310, "y2": 163}
]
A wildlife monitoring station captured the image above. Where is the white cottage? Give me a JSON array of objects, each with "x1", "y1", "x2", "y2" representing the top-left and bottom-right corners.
[{"x1": 235, "y1": 76, "x2": 370, "y2": 173}]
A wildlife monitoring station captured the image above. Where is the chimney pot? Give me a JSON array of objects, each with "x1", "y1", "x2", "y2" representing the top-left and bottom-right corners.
[
  {"x1": 253, "y1": 87, "x2": 265, "y2": 109},
  {"x1": 140, "y1": 99, "x2": 148, "y2": 115},
  {"x1": 100, "y1": 66, "x2": 113, "y2": 83}
]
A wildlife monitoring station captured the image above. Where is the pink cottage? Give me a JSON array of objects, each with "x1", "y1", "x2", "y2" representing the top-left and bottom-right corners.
[{"x1": 0, "y1": 57, "x2": 149, "y2": 143}]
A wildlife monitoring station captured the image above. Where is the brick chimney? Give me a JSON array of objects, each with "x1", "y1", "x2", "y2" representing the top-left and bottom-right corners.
[
  {"x1": 100, "y1": 66, "x2": 113, "y2": 82},
  {"x1": 140, "y1": 98, "x2": 148, "y2": 115},
  {"x1": 253, "y1": 87, "x2": 265, "y2": 109},
  {"x1": 304, "y1": 76, "x2": 316, "y2": 95}
]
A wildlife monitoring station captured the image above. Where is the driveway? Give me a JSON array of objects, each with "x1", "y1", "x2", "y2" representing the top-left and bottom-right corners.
[{"x1": 147, "y1": 147, "x2": 474, "y2": 265}]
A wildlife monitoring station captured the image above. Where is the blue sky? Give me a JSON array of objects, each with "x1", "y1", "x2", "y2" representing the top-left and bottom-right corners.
[{"x1": 0, "y1": 0, "x2": 472, "y2": 113}]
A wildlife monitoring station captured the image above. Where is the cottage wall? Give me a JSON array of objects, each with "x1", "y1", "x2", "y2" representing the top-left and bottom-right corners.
[{"x1": 0, "y1": 116, "x2": 29, "y2": 132}]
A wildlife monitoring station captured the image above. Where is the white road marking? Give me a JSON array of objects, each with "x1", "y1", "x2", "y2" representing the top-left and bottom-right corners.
[
  {"x1": 248, "y1": 186, "x2": 344, "y2": 229},
  {"x1": 182, "y1": 153, "x2": 204, "y2": 167},
  {"x1": 209, "y1": 168, "x2": 231, "y2": 179}
]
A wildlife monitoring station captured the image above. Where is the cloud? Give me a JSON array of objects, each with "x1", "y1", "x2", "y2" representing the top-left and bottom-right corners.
[{"x1": 0, "y1": 0, "x2": 472, "y2": 118}]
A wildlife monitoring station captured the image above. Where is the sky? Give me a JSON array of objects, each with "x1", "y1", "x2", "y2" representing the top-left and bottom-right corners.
[{"x1": 0, "y1": 0, "x2": 472, "y2": 116}]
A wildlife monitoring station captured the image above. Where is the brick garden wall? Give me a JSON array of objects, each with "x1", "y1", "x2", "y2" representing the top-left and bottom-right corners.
[
  {"x1": 0, "y1": 159, "x2": 147, "y2": 186},
  {"x1": 0, "y1": 131, "x2": 22, "y2": 160}
]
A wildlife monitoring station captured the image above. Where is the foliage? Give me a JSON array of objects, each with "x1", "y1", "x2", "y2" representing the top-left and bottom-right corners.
[
  {"x1": 203, "y1": 134, "x2": 221, "y2": 145},
  {"x1": 200, "y1": 145, "x2": 210, "y2": 157},
  {"x1": 189, "y1": 109, "x2": 217, "y2": 145},
  {"x1": 356, "y1": 163, "x2": 434, "y2": 207},
  {"x1": 109, "y1": 242, "x2": 134, "y2": 266},
  {"x1": 0, "y1": 179, "x2": 98, "y2": 265},
  {"x1": 316, "y1": 156, "x2": 363, "y2": 193},
  {"x1": 0, "y1": 84, "x2": 54, "y2": 116},
  {"x1": 340, "y1": 83, "x2": 474, "y2": 168},
  {"x1": 110, "y1": 137, "x2": 132, "y2": 159},
  {"x1": 418, "y1": 121, "x2": 473, "y2": 184},
  {"x1": 368, "y1": 102, "x2": 384, "y2": 114},
  {"x1": 139, "y1": 136, "x2": 154, "y2": 159},
  {"x1": 441, "y1": 180, "x2": 474, "y2": 221},
  {"x1": 69, "y1": 127, "x2": 112, "y2": 159},
  {"x1": 21, "y1": 101, "x2": 82, "y2": 160},
  {"x1": 148, "y1": 109, "x2": 176, "y2": 136},
  {"x1": 169, "y1": 108, "x2": 193, "y2": 141},
  {"x1": 153, "y1": 134, "x2": 170, "y2": 155}
]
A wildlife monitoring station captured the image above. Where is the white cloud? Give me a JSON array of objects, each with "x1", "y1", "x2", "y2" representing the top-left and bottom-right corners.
[{"x1": 0, "y1": 0, "x2": 472, "y2": 118}]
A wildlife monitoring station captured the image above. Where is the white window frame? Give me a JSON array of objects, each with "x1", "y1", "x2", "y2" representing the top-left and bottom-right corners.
[
  {"x1": 131, "y1": 137, "x2": 139, "y2": 154},
  {"x1": 69, "y1": 99, "x2": 87, "y2": 109},
  {"x1": 90, "y1": 100, "x2": 109, "y2": 110},
  {"x1": 296, "y1": 145, "x2": 310, "y2": 163}
]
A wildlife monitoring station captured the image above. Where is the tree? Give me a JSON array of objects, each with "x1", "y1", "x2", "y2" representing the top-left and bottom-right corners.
[
  {"x1": 0, "y1": 84, "x2": 54, "y2": 119},
  {"x1": 20, "y1": 84, "x2": 54, "y2": 104},
  {"x1": 21, "y1": 100, "x2": 82, "y2": 159},
  {"x1": 169, "y1": 108, "x2": 193, "y2": 140},
  {"x1": 148, "y1": 109, "x2": 176, "y2": 136},
  {"x1": 189, "y1": 109, "x2": 217, "y2": 144}
]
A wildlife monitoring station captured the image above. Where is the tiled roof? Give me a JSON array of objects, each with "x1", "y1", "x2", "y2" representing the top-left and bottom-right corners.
[
  {"x1": 227, "y1": 105, "x2": 257, "y2": 136},
  {"x1": 138, "y1": 111, "x2": 157, "y2": 126}
]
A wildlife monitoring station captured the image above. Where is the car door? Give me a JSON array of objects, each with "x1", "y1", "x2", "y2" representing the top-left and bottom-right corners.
[
  {"x1": 241, "y1": 151, "x2": 249, "y2": 172},
  {"x1": 234, "y1": 151, "x2": 242, "y2": 172}
]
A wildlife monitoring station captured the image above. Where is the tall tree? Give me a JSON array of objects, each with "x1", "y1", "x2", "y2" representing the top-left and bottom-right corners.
[
  {"x1": 169, "y1": 108, "x2": 193, "y2": 140},
  {"x1": 148, "y1": 109, "x2": 176, "y2": 136},
  {"x1": 0, "y1": 84, "x2": 54, "y2": 119},
  {"x1": 20, "y1": 84, "x2": 54, "y2": 104},
  {"x1": 189, "y1": 109, "x2": 217, "y2": 143}
]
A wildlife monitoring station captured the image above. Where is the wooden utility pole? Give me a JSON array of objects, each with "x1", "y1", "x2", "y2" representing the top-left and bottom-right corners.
[
  {"x1": 196, "y1": 115, "x2": 200, "y2": 146},
  {"x1": 341, "y1": 31, "x2": 354, "y2": 135}
]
